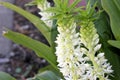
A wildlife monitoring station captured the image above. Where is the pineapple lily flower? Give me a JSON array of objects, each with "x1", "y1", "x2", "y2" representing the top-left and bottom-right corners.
[
  {"x1": 78, "y1": 2, "x2": 113, "y2": 79},
  {"x1": 80, "y1": 21, "x2": 113, "y2": 80},
  {"x1": 55, "y1": 20, "x2": 88, "y2": 80},
  {"x1": 40, "y1": 0, "x2": 113, "y2": 79},
  {"x1": 37, "y1": 0, "x2": 53, "y2": 28}
]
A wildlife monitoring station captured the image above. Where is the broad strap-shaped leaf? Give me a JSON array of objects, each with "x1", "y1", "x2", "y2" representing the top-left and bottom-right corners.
[
  {"x1": 108, "y1": 40, "x2": 120, "y2": 49},
  {"x1": 27, "y1": 71, "x2": 61, "y2": 80},
  {"x1": 101, "y1": 0, "x2": 120, "y2": 40},
  {"x1": 0, "y1": 1, "x2": 51, "y2": 45},
  {"x1": 3, "y1": 30, "x2": 57, "y2": 69},
  {"x1": 0, "y1": 72, "x2": 16, "y2": 80}
]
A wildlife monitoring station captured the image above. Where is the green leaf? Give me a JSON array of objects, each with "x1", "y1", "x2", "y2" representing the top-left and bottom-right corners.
[
  {"x1": 50, "y1": 20, "x2": 58, "y2": 52},
  {"x1": 25, "y1": 1, "x2": 37, "y2": 6},
  {"x1": 86, "y1": 0, "x2": 101, "y2": 7},
  {"x1": 108, "y1": 40, "x2": 120, "y2": 49},
  {"x1": 38, "y1": 65, "x2": 63, "y2": 78},
  {"x1": 69, "y1": 0, "x2": 82, "y2": 10},
  {"x1": 101, "y1": 0, "x2": 120, "y2": 40},
  {"x1": 38, "y1": 65, "x2": 57, "y2": 73},
  {"x1": 114, "y1": 0, "x2": 120, "y2": 11},
  {"x1": 27, "y1": 71, "x2": 61, "y2": 80},
  {"x1": 53, "y1": 0, "x2": 61, "y2": 8},
  {"x1": 3, "y1": 30, "x2": 57, "y2": 69},
  {"x1": 0, "y1": 1, "x2": 51, "y2": 45},
  {"x1": 63, "y1": 0, "x2": 69, "y2": 8},
  {"x1": 36, "y1": 0, "x2": 45, "y2": 4},
  {"x1": 0, "y1": 72, "x2": 16, "y2": 80}
]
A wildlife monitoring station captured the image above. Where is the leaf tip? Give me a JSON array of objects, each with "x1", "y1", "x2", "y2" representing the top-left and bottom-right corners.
[{"x1": 2, "y1": 31, "x2": 8, "y2": 35}]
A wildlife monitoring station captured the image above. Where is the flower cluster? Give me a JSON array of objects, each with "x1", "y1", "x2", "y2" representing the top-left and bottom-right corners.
[
  {"x1": 55, "y1": 21, "x2": 83, "y2": 80},
  {"x1": 55, "y1": 20, "x2": 113, "y2": 80},
  {"x1": 37, "y1": 0, "x2": 113, "y2": 80},
  {"x1": 80, "y1": 21, "x2": 113, "y2": 80},
  {"x1": 37, "y1": 0, "x2": 53, "y2": 28}
]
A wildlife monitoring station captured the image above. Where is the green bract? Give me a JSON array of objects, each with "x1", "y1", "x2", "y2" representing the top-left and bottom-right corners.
[{"x1": 46, "y1": 0, "x2": 82, "y2": 25}]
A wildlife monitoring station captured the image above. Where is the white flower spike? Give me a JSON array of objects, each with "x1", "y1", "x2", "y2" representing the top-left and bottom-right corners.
[
  {"x1": 37, "y1": 0, "x2": 53, "y2": 28},
  {"x1": 55, "y1": 21, "x2": 87, "y2": 80},
  {"x1": 80, "y1": 21, "x2": 113, "y2": 80}
]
